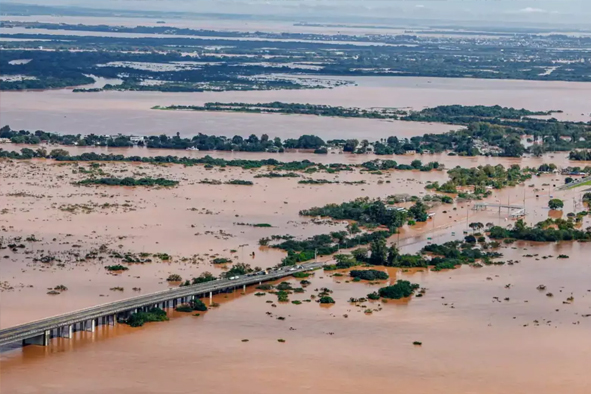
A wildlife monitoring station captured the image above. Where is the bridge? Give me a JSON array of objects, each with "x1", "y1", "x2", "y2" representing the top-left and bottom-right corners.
[
  {"x1": 472, "y1": 202, "x2": 524, "y2": 211},
  {"x1": 472, "y1": 202, "x2": 526, "y2": 218},
  {"x1": 0, "y1": 262, "x2": 323, "y2": 348},
  {"x1": 557, "y1": 175, "x2": 591, "y2": 191}
]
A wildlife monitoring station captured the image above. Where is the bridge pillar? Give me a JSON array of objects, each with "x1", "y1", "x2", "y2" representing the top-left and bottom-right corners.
[
  {"x1": 243, "y1": 284, "x2": 246, "y2": 293},
  {"x1": 209, "y1": 291, "x2": 213, "y2": 305},
  {"x1": 83, "y1": 319, "x2": 95, "y2": 332},
  {"x1": 59, "y1": 325, "x2": 73, "y2": 338},
  {"x1": 23, "y1": 330, "x2": 51, "y2": 347}
]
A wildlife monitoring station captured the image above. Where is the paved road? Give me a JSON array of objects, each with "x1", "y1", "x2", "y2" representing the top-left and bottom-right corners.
[
  {"x1": 557, "y1": 175, "x2": 591, "y2": 191},
  {"x1": 0, "y1": 262, "x2": 323, "y2": 346}
]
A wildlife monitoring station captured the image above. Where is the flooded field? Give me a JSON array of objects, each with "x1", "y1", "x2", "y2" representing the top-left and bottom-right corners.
[
  {"x1": 2, "y1": 21, "x2": 591, "y2": 389},
  {"x1": 1, "y1": 147, "x2": 590, "y2": 393}
]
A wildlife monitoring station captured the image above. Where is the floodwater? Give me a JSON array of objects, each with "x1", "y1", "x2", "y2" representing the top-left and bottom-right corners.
[
  {"x1": 2, "y1": 76, "x2": 591, "y2": 140},
  {"x1": 0, "y1": 142, "x2": 582, "y2": 169},
  {"x1": 2, "y1": 37, "x2": 591, "y2": 390},
  {"x1": 0, "y1": 27, "x2": 397, "y2": 47},
  {"x1": 1, "y1": 151, "x2": 590, "y2": 392}
]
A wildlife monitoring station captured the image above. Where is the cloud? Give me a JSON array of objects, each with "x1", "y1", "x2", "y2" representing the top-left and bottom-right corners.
[{"x1": 518, "y1": 7, "x2": 548, "y2": 14}]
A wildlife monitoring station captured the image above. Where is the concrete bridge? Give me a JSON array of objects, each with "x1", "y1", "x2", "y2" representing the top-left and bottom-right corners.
[
  {"x1": 0, "y1": 262, "x2": 323, "y2": 348},
  {"x1": 472, "y1": 202, "x2": 526, "y2": 218},
  {"x1": 472, "y1": 202, "x2": 525, "y2": 211}
]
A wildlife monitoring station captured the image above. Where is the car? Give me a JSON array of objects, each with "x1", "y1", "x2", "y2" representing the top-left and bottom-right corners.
[
  {"x1": 229, "y1": 276, "x2": 239, "y2": 280},
  {"x1": 288, "y1": 267, "x2": 296, "y2": 271}
]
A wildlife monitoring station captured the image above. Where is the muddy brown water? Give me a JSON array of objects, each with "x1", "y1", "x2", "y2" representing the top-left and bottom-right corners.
[
  {"x1": 1, "y1": 151, "x2": 590, "y2": 393},
  {"x1": 2, "y1": 76, "x2": 591, "y2": 139},
  {"x1": 2, "y1": 72, "x2": 591, "y2": 391}
]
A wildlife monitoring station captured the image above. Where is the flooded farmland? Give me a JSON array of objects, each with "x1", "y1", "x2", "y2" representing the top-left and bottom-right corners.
[
  {"x1": 1, "y1": 146, "x2": 590, "y2": 393},
  {"x1": 2, "y1": 14, "x2": 591, "y2": 392}
]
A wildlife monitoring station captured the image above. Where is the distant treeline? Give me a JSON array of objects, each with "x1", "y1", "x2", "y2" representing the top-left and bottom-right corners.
[
  {"x1": 4, "y1": 102, "x2": 589, "y2": 158},
  {"x1": 0, "y1": 148, "x2": 442, "y2": 175},
  {"x1": 156, "y1": 102, "x2": 405, "y2": 119},
  {"x1": 156, "y1": 102, "x2": 553, "y2": 122}
]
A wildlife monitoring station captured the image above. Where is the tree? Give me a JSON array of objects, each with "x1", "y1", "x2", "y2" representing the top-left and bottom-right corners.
[
  {"x1": 386, "y1": 244, "x2": 399, "y2": 266},
  {"x1": 411, "y1": 159, "x2": 422, "y2": 169},
  {"x1": 377, "y1": 280, "x2": 420, "y2": 299},
  {"x1": 49, "y1": 149, "x2": 70, "y2": 158},
  {"x1": 464, "y1": 235, "x2": 477, "y2": 243},
  {"x1": 369, "y1": 238, "x2": 388, "y2": 265},
  {"x1": 351, "y1": 248, "x2": 368, "y2": 263},
  {"x1": 347, "y1": 222, "x2": 361, "y2": 235},
  {"x1": 532, "y1": 144, "x2": 545, "y2": 157},
  {"x1": 548, "y1": 199, "x2": 564, "y2": 210},
  {"x1": 469, "y1": 222, "x2": 484, "y2": 233},
  {"x1": 408, "y1": 201, "x2": 429, "y2": 222},
  {"x1": 343, "y1": 139, "x2": 358, "y2": 152}
]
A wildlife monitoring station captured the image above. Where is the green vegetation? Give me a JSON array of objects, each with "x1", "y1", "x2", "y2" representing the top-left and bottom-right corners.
[
  {"x1": 254, "y1": 172, "x2": 300, "y2": 178},
  {"x1": 192, "y1": 299, "x2": 208, "y2": 312},
  {"x1": 105, "y1": 265, "x2": 128, "y2": 271},
  {"x1": 5, "y1": 100, "x2": 590, "y2": 160},
  {"x1": 0, "y1": 147, "x2": 355, "y2": 175},
  {"x1": 225, "y1": 180, "x2": 254, "y2": 186},
  {"x1": 377, "y1": 280, "x2": 420, "y2": 299},
  {"x1": 569, "y1": 151, "x2": 591, "y2": 161},
  {"x1": 426, "y1": 164, "x2": 533, "y2": 194},
  {"x1": 174, "y1": 304, "x2": 194, "y2": 313},
  {"x1": 224, "y1": 263, "x2": 254, "y2": 277},
  {"x1": 159, "y1": 102, "x2": 404, "y2": 120},
  {"x1": 298, "y1": 179, "x2": 336, "y2": 185},
  {"x1": 166, "y1": 274, "x2": 182, "y2": 282},
  {"x1": 212, "y1": 258, "x2": 232, "y2": 264},
  {"x1": 271, "y1": 230, "x2": 393, "y2": 267},
  {"x1": 548, "y1": 199, "x2": 564, "y2": 210},
  {"x1": 361, "y1": 159, "x2": 440, "y2": 172},
  {"x1": 76, "y1": 177, "x2": 179, "y2": 187},
  {"x1": 126, "y1": 308, "x2": 168, "y2": 327},
  {"x1": 319, "y1": 296, "x2": 335, "y2": 304},
  {"x1": 302, "y1": 197, "x2": 434, "y2": 226},
  {"x1": 488, "y1": 219, "x2": 591, "y2": 242},
  {"x1": 349, "y1": 270, "x2": 389, "y2": 281}
]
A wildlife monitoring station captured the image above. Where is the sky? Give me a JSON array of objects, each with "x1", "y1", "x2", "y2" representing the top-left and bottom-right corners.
[{"x1": 5, "y1": 1, "x2": 591, "y2": 27}]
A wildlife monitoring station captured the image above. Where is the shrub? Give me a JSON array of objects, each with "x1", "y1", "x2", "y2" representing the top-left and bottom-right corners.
[
  {"x1": 367, "y1": 292, "x2": 380, "y2": 300},
  {"x1": 350, "y1": 269, "x2": 389, "y2": 281},
  {"x1": 192, "y1": 299, "x2": 208, "y2": 311},
  {"x1": 126, "y1": 308, "x2": 168, "y2": 327},
  {"x1": 175, "y1": 304, "x2": 193, "y2": 312},
  {"x1": 105, "y1": 264, "x2": 128, "y2": 271},
  {"x1": 378, "y1": 280, "x2": 420, "y2": 299}
]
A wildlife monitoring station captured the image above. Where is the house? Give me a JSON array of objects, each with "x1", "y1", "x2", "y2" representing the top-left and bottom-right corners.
[{"x1": 129, "y1": 136, "x2": 145, "y2": 144}]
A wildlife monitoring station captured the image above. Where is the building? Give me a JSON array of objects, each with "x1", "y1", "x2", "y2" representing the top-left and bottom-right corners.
[{"x1": 129, "y1": 136, "x2": 145, "y2": 144}]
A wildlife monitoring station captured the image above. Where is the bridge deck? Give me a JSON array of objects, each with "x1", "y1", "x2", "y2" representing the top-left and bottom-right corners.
[
  {"x1": 0, "y1": 263, "x2": 322, "y2": 346},
  {"x1": 473, "y1": 203, "x2": 524, "y2": 210}
]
